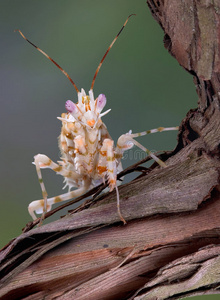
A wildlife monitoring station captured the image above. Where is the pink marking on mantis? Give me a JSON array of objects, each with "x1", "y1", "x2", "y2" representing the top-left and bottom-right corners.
[
  {"x1": 96, "y1": 94, "x2": 107, "y2": 113},
  {"x1": 65, "y1": 100, "x2": 77, "y2": 113}
]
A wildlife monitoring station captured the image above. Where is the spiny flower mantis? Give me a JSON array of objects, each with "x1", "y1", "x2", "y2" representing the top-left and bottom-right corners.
[{"x1": 16, "y1": 15, "x2": 178, "y2": 224}]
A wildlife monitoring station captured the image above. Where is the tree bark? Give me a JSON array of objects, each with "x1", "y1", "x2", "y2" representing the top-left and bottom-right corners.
[{"x1": 1, "y1": 1, "x2": 220, "y2": 299}]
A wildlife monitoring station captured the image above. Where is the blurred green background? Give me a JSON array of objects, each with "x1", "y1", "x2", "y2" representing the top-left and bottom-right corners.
[{"x1": 1, "y1": 2, "x2": 217, "y2": 298}]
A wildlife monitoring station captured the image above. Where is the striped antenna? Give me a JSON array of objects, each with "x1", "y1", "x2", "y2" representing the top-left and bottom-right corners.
[
  {"x1": 15, "y1": 29, "x2": 79, "y2": 93},
  {"x1": 90, "y1": 14, "x2": 135, "y2": 90}
]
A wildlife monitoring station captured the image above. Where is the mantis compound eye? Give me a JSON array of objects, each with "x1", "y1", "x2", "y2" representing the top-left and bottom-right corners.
[{"x1": 96, "y1": 94, "x2": 106, "y2": 113}]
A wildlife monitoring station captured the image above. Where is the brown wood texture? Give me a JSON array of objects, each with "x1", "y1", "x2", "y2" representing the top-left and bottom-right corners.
[{"x1": 1, "y1": 1, "x2": 220, "y2": 299}]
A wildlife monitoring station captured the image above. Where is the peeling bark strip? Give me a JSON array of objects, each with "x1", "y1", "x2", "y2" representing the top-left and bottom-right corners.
[
  {"x1": 148, "y1": 0, "x2": 220, "y2": 80},
  {"x1": 1, "y1": 0, "x2": 220, "y2": 299},
  {"x1": 133, "y1": 244, "x2": 220, "y2": 299},
  {"x1": 147, "y1": 0, "x2": 220, "y2": 111}
]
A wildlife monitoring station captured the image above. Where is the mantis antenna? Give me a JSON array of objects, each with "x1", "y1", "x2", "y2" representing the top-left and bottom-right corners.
[
  {"x1": 15, "y1": 29, "x2": 79, "y2": 93},
  {"x1": 90, "y1": 14, "x2": 135, "y2": 91}
]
